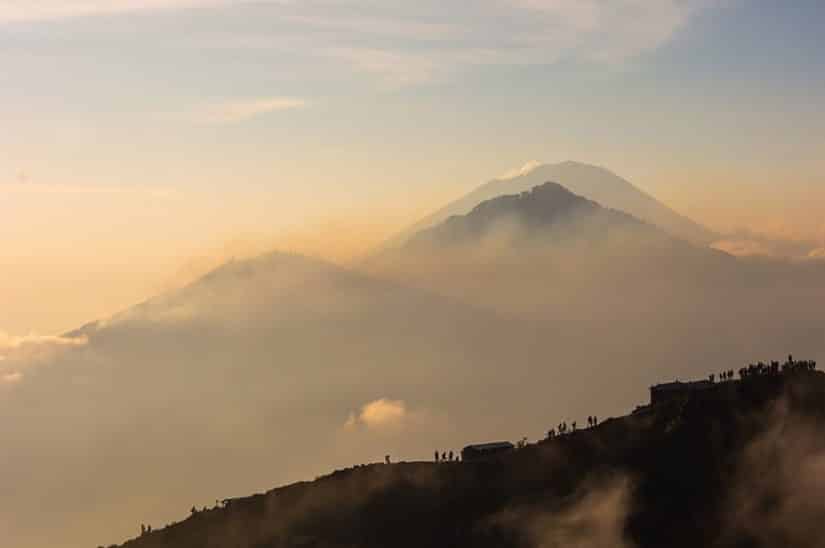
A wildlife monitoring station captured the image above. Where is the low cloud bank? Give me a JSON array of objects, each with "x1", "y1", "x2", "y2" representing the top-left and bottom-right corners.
[
  {"x1": 711, "y1": 229, "x2": 825, "y2": 260},
  {"x1": 0, "y1": 331, "x2": 88, "y2": 352}
]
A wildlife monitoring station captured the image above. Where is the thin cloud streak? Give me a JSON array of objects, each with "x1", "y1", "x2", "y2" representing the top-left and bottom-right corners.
[
  {"x1": 0, "y1": 0, "x2": 223, "y2": 23},
  {"x1": 2, "y1": 2, "x2": 722, "y2": 89},
  {"x1": 0, "y1": 332, "x2": 88, "y2": 352},
  {"x1": 192, "y1": 97, "x2": 308, "y2": 124}
]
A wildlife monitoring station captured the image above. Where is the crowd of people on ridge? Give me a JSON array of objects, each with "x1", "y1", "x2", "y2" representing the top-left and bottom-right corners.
[{"x1": 546, "y1": 415, "x2": 599, "y2": 440}]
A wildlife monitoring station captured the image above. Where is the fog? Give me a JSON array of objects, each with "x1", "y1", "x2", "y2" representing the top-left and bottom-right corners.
[
  {"x1": 493, "y1": 475, "x2": 635, "y2": 548},
  {"x1": 1, "y1": 183, "x2": 824, "y2": 547},
  {"x1": 726, "y1": 395, "x2": 825, "y2": 547}
]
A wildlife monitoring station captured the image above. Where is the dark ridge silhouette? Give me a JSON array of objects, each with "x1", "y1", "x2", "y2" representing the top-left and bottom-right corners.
[
  {"x1": 384, "y1": 161, "x2": 716, "y2": 248},
  {"x1": 405, "y1": 181, "x2": 662, "y2": 249},
  {"x1": 104, "y1": 366, "x2": 825, "y2": 548}
]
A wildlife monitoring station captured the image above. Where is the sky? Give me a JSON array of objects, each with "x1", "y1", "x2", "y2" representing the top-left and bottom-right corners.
[{"x1": 2, "y1": 0, "x2": 825, "y2": 334}]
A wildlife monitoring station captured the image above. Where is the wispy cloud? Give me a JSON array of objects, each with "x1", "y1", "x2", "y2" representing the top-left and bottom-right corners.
[
  {"x1": 192, "y1": 97, "x2": 307, "y2": 124},
  {"x1": 499, "y1": 160, "x2": 543, "y2": 180},
  {"x1": 0, "y1": 332, "x2": 88, "y2": 352},
  {"x1": 0, "y1": 331, "x2": 88, "y2": 367},
  {"x1": 273, "y1": 0, "x2": 720, "y2": 86},
  {"x1": 494, "y1": 475, "x2": 636, "y2": 548},
  {"x1": 3, "y1": 2, "x2": 721, "y2": 89},
  {"x1": 0, "y1": 0, "x2": 221, "y2": 23}
]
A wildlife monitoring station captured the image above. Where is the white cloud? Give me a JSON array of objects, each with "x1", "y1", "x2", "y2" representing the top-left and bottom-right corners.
[
  {"x1": 0, "y1": 331, "x2": 88, "y2": 365},
  {"x1": 0, "y1": 0, "x2": 221, "y2": 23},
  {"x1": 193, "y1": 97, "x2": 307, "y2": 124},
  {"x1": 0, "y1": 332, "x2": 88, "y2": 352},
  {"x1": 0, "y1": 332, "x2": 87, "y2": 388},
  {"x1": 516, "y1": 0, "x2": 708, "y2": 61},
  {"x1": 297, "y1": 0, "x2": 720, "y2": 85},
  {"x1": 2, "y1": 1, "x2": 720, "y2": 88},
  {"x1": 499, "y1": 160, "x2": 543, "y2": 180},
  {"x1": 345, "y1": 398, "x2": 407, "y2": 430}
]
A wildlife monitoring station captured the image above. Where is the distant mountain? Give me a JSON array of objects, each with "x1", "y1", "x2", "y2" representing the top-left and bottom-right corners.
[
  {"x1": 6, "y1": 223, "x2": 824, "y2": 548},
  {"x1": 406, "y1": 181, "x2": 660, "y2": 249},
  {"x1": 371, "y1": 181, "x2": 727, "y2": 316},
  {"x1": 386, "y1": 161, "x2": 716, "y2": 248},
  {"x1": 108, "y1": 368, "x2": 825, "y2": 548},
  {"x1": 367, "y1": 180, "x2": 824, "y2": 398},
  {"x1": 1, "y1": 252, "x2": 551, "y2": 548}
]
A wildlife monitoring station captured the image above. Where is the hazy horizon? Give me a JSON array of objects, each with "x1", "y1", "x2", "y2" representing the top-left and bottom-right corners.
[
  {"x1": 4, "y1": 157, "x2": 825, "y2": 335},
  {"x1": 3, "y1": 0, "x2": 825, "y2": 335},
  {"x1": 2, "y1": 3, "x2": 825, "y2": 548}
]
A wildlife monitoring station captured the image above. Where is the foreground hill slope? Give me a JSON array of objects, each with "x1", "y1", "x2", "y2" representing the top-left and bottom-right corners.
[
  {"x1": 113, "y1": 370, "x2": 825, "y2": 548},
  {"x1": 387, "y1": 161, "x2": 716, "y2": 247}
]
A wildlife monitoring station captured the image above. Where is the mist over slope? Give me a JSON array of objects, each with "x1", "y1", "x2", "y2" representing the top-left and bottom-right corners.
[
  {"x1": 369, "y1": 181, "x2": 824, "y2": 395},
  {"x1": 111, "y1": 369, "x2": 825, "y2": 548},
  {"x1": 0, "y1": 253, "x2": 556, "y2": 548},
  {"x1": 371, "y1": 182, "x2": 731, "y2": 314},
  {"x1": 407, "y1": 181, "x2": 673, "y2": 249},
  {"x1": 386, "y1": 161, "x2": 716, "y2": 247},
  {"x1": 3, "y1": 189, "x2": 823, "y2": 548}
]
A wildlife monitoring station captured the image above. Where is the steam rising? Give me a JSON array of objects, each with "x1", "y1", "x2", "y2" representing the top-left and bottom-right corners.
[
  {"x1": 496, "y1": 476, "x2": 635, "y2": 548},
  {"x1": 728, "y1": 399, "x2": 825, "y2": 547}
]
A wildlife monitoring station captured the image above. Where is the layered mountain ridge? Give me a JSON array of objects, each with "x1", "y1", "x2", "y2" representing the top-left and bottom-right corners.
[{"x1": 386, "y1": 161, "x2": 716, "y2": 249}]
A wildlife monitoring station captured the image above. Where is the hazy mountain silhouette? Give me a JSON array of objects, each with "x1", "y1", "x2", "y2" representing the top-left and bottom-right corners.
[
  {"x1": 0, "y1": 252, "x2": 566, "y2": 548},
  {"x1": 386, "y1": 161, "x2": 715, "y2": 248},
  {"x1": 367, "y1": 180, "x2": 824, "y2": 408},
  {"x1": 106, "y1": 368, "x2": 825, "y2": 548},
  {"x1": 406, "y1": 181, "x2": 669, "y2": 249},
  {"x1": 371, "y1": 181, "x2": 733, "y2": 316},
  {"x1": 4, "y1": 204, "x2": 823, "y2": 548}
]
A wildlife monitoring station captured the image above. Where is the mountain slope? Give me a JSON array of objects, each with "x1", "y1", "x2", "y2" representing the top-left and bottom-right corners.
[
  {"x1": 367, "y1": 181, "x2": 825, "y2": 418},
  {"x1": 386, "y1": 161, "x2": 715, "y2": 248},
  {"x1": 371, "y1": 181, "x2": 730, "y2": 316},
  {"x1": 109, "y1": 369, "x2": 825, "y2": 548},
  {"x1": 406, "y1": 181, "x2": 662, "y2": 249},
  {"x1": 0, "y1": 252, "x2": 551, "y2": 548}
]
